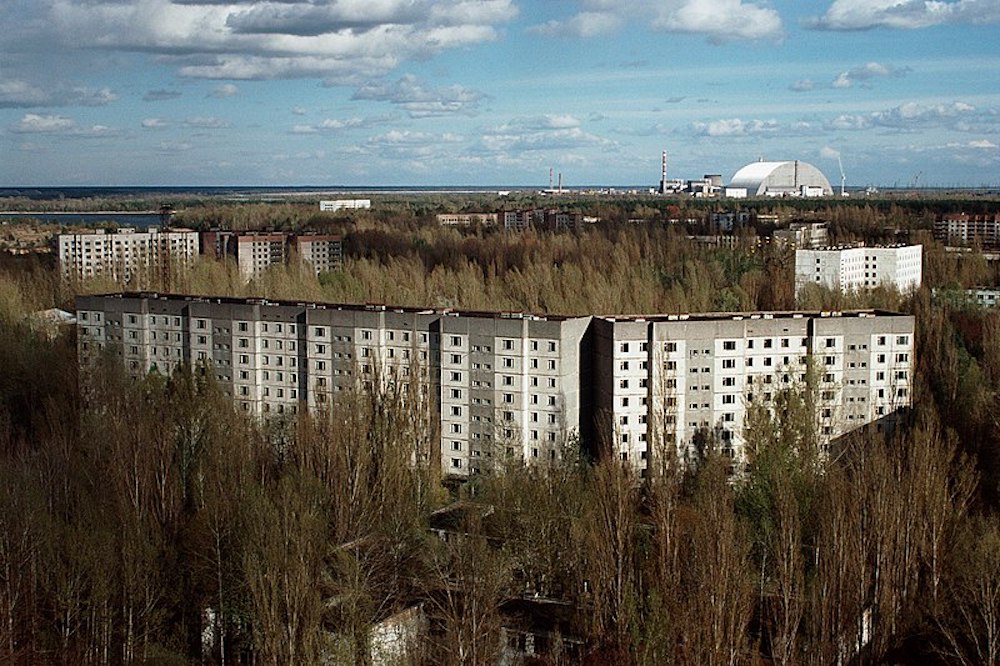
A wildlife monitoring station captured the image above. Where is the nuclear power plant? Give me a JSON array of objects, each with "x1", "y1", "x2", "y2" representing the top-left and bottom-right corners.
[{"x1": 653, "y1": 151, "x2": 840, "y2": 198}]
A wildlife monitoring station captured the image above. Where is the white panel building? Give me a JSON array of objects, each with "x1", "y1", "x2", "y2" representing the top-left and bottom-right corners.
[
  {"x1": 77, "y1": 294, "x2": 914, "y2": 478},
  {"x1": 320, "y1": 199, "x2": 371, "y2": 212},
  {"x1": 58, "y1": 228, "x2": 199, "y2": 284},
  {"x1": 795, "y1": 245, "x2": 923, "y2": 296}
]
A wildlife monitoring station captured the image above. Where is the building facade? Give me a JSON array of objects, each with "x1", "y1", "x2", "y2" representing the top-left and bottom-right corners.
[
  {"x1": 77, "y1": 294, "x2": 913, "y2": 477},
  {"x1": 934, "y1": 213, "x2": 1000, "y2": 247},
  {"x1": 774, "y1": 222, "x2": 829, "y2": 249},
  {"x1": 320, "y1": 199, "x2": 371, "y2": 212},
  {"x1": 795, "y1": 245, "x2": 923, "y2": 296},
  {"x1": 58, "y1": 228, "x2": 199, "y2": 284}
]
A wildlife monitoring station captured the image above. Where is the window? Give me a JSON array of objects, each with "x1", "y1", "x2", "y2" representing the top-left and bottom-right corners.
[
  {"x1": 723, "y1": 340, "x2": 736, "y2": 351},
  {"x1": 502, "y1": 339, "x2": 513, "y2": 350},
  {"x1": 314, "y1": 327, "x2": 325, "y2": 337},
  {"x1": 451, "y1": 423, "x2": 462, "y2": 434},
  {"x1": 620, "y1": 379, "x2": 629, "y2": 389},
  {"x1": 722, "y1": 359, "x2": 736, "y2": 369},
  {"x1": 548, "y1": 359, "x2": 556, "y2": 370},
  {"x1": 825, "y1": 338, "x2": 836, "y2": 348},
  {"x1": 722, "y1": 394, "x2": 735, "y2": 404},
  {"x1": 450, "y1": 388, "x2": 462, "y2": 399},
  {"x1": 503, "y1": 393, "x2": 514, "y2": 404},
  {"x1": 665, "y1": 342, "x2": 677, "y2": 353},
  {"x1": 451, "y1": 353, "x2": 462, "y2": 364},
  {"x1": 897, "y1": 335, "x2": 909, "y2": 345},
  {"x1": 620, "y1": 342, "x2": 629, "y2": 353},
  {"x1": 451, "y1": 371, "x2": 462, "y2": 381},
  {"x1": 547, "y1": 396, "x2": 556, "y2": 406},
  {"x1": 548, "y1": 342, "x2": 557, "y2": 352},
  {"x1": 896, "y1": 353, "x2": 909, "y2": 363},
  {"x1": 723, "y1": 377, "x2": 736, "y2": 386},
  {"x1": 238, "y1": 322, "x2": 248, "y2": 332}
]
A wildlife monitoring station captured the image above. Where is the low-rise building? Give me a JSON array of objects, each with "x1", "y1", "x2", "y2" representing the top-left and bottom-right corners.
[{"x1": 320, "y1": 199, "x2": 371, "y2": 212}]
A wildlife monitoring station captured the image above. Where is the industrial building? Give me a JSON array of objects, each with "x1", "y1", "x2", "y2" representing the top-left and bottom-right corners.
[
  {"x1": 57, "y1": 228, "x2": 199, "y2": 284},
  {"x1": 77, "y1": 294, "x2": 914, "y2": 478},
  {"x1": 795, "y1": 245, "x2": 923, "y2": 296},
  {"x1": 729, "y1": 160, "x2": 834, "y2": 198}
]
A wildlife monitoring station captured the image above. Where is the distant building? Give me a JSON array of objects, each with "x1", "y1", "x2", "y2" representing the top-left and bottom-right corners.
[
  {"x1": 934, "y1": 213, "x2": 1000, "y2": 247},
  {"x1": 320, "y1": 199, "x2": 371, "y2": 212},
  {"x1": 730, "y1": 161, "x2": 834, "y2": 198},
  {"x1": 436, "y1": 213, "x2": 498, "y2": 226},
  {"x1": 58, "y1": 228, "x2": 198, "y2": 284},
  {"x1": 774, "y1": 222, "x2": 829, "y2": 249},
  {"x1": 795, "y1": 245, "x2": 923, "y2": 296},
  {"x1": 294, "y1": 234, "x2": 343, "y2": 275},
  {"x1": 709, "y1": 211, "x2": 752, "y2": 232}
]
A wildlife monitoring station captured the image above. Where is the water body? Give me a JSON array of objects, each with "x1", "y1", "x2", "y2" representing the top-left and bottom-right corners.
[{"x1": 0, "y1": 212, "x2": 163, "y2": 228}]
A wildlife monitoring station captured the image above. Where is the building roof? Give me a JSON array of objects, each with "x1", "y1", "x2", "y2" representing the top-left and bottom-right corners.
[{"x1": 730, "y1": 160, "x2": 833, "y2": 196}]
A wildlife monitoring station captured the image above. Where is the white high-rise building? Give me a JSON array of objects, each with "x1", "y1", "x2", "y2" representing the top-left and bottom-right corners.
[
  {"x1": 795, "y1": 245, "x2": 922, "y2": 296},
  {"x1": 58, "y1": 228, "x2": 198, "y2": 284},
  {"x1": 77, "y1": 294, "x2": 914, "y2": 478}
]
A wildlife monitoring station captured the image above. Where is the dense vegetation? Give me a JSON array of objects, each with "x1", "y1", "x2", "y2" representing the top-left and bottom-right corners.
[{"x1": 2, "y1": 199, "x2": 1000, "y2": 664}]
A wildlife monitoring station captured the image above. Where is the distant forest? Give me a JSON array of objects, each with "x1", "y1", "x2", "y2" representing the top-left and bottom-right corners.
[{"x1": 1, "y1": 197, "x2": 1000, "y2": 664}]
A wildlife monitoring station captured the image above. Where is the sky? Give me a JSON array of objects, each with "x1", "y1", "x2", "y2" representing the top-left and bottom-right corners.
[{"x1": 1, "y1": 0, "x2": 999, "y2": 188}]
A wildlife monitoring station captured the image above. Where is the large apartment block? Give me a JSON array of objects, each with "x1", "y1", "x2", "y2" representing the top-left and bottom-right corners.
[
  {"x1": 58, "y1": 228, "x2": 199, "y2": 283},
  {"x1": 795, "y1": 245, "x2": 923, "y2": 296},
  {"x1": 76, "y1": 294, "x2": 913, "y2": 477},
  {"x1": 934, "y1": 213, "x2": 1000, "y2": 247},
  {"x1": 592, "y1": 312, "x2": 913, "y2": 467}
]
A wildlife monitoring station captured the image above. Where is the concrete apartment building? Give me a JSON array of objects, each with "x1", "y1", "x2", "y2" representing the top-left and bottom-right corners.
[
  {"x1": 934, "y1": 213, "x2": 1000, "y2": 247},
  {"x1": 592, "y1": 312, "x2": 913, "y2": 468},
  {"x1": 199, "y1": 231, "x2": 343, "y2": 279},
  {"x1": 774, "y1": 222, "x2": 829, "y2": 249},
  {"x1": 58, "y1": 228, "x2": 199, "y2": 283},
  {"x1": 795, "y1": 245, "x2": 923, "y2": 296},
  {"x1": 76, "y1": 294, "x2": 913, "y2": 477},
  {"x1": 436, "y1": 213, "x2": 499, "y2": 226}
]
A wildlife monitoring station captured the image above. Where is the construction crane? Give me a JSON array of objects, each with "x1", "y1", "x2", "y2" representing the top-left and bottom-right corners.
[{"x1": 837, "y1": 155, "x2": 847, "y2": 197}]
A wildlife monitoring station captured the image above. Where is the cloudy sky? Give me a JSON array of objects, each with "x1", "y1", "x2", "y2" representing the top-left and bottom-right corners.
[{"x1": 2, "y1": 0, "x2": 998, "y2": 187}]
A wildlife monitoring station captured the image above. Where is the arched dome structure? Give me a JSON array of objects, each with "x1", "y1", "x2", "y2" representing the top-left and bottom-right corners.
[{"x1": 729, "y1": 160, "x2": 833, "y2": 197}]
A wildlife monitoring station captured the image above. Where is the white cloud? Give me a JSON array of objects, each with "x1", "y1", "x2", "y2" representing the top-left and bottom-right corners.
[
  {"x1": 790, "y1": 79, "x2": 816, "y2": 92},
  {"x1": 825, "y1": 101, "x2": 985, "y2": 132},
  {"x1": 352, "y1": 75, "x2": 486, "y2": 117},
  {"x1": 13, "y1": 114, "x2": 76, "y2": 133},
  {"x1": 210, "y1": 83, "x2": 239, "y2": 98},
  {"x1": 44, "y1": 0, "x2": 517, "y2": 82},
  {"x1": 528, "y1": 12, "x2": 624, "y2": 37},
  {"x1": 690, "y1": 117, "x2": 780, "y2": 136},
  {"x1": 534, "y1": 0, "x2": 782, "y2": 42},
  {"x1": 968, "y1": 139, "x2": 998, "y2": 149},
  {"x1": 831, "y1": 61, "x2": 908, "y2": 88},
  {"x1": 290, "y1": 116, "x2": 391, "y2": 133},
  {"x1": 653, "y1": 0, "x2": 783, "y2": 42},
  {"x1": 0, "y1": 80, "x2": 117, "y2": 108},
  {"x1": 11, "y1": 113, "x2": 119, "y2": 137},
  {"x1": 810, "y1": 0, "x2": 1000, "y2": 30},
  {"x1": 820, "y1": 146, "x2": 842, "y2": 160},
  {"x1": 184, "y1": 116, "x2": 230, "y2": 129},
  {"x1": 142, "y1": 118, "x2": 169, "y2": 129}
]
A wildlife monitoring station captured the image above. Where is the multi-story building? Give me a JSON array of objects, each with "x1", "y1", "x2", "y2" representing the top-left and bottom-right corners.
[
  {"x1": 58, "y1": 228, "x2": 199, "y2": 284},
  {"x1": 320, "y1": 199, "x2": 371, "y2": 212},
  {"x1": 294, "y1": 234, "x2": 343, "y2": 275},
  {"x1": 774, "y1": 222, "x2": 829, "y2": 249},
  {"x1": 934, "y1": 213, "x2": 1000, "y2": 247},
  {"x1": 794, "y1": 245, "x2": 922, "y2": 296},
  {"x1": 591, "y1": 311, "x2": 913, "y2": 471},
  {"x1": 76, "y1": 294, "x2": 913, "y2": 478},
  {"x1": 201, "y1": 231, "x2": 343, "y2": 279},
  {"x1": 436, "y1": 213, "x2": 498, "y2": 226}
]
